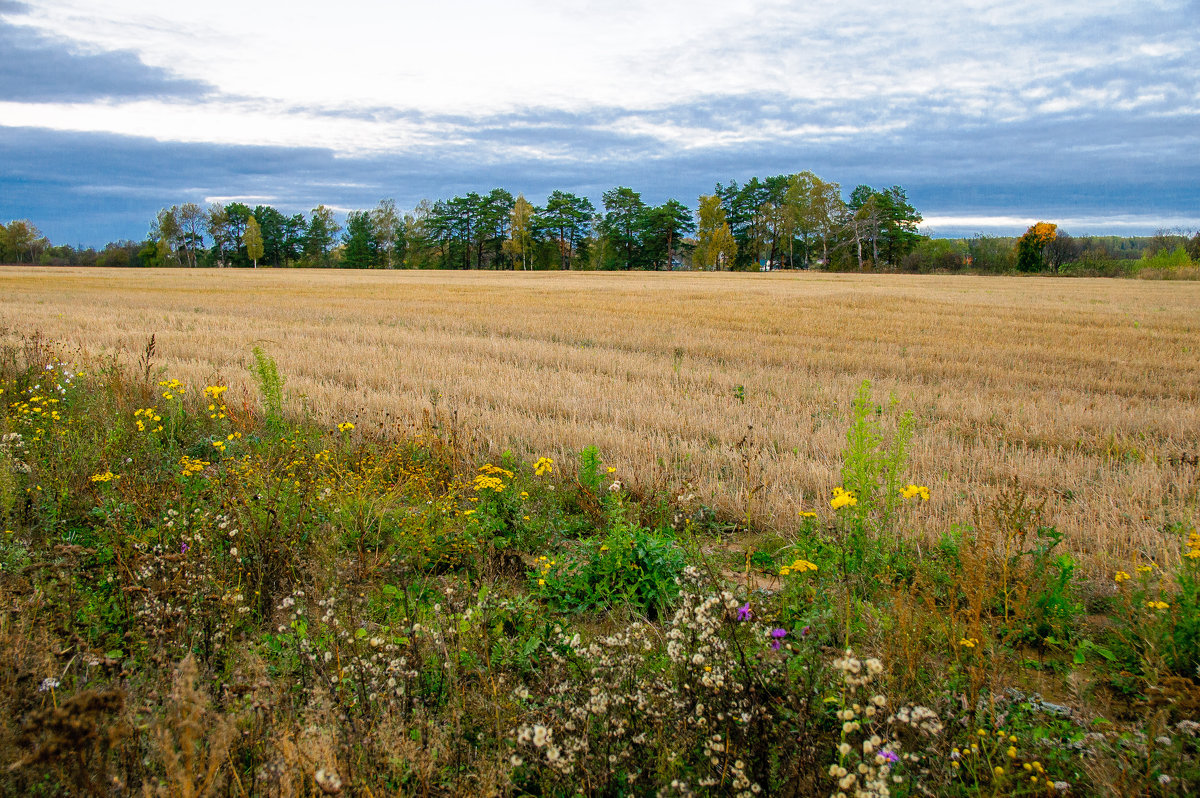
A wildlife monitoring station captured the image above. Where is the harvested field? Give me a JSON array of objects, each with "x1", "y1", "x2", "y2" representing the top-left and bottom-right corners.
[{"x1": 2, "y1": 266, "x2": 1197, "y2": 571}]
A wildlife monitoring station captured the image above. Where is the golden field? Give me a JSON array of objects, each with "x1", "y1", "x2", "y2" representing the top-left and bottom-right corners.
[{"x1": 1, "y1": 266, "x2": 1197, "y2": 571}]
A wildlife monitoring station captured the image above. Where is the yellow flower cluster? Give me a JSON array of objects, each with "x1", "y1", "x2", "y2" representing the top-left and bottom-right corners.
[
  {"x1": 158, "y1": 378, "x2": 185, "y2": 399},
  {"x1": 533, "y1": 457, "x2": 553, "y2": 476},
  {"x1": 779, "y1": 558, "x2": 818, "y2": 577},
  {"x1": 179, "y1": 454, "x2": 210, "y2": 477},
  {"x1": 901, "y1": 484, "x2": 930, "y2": 500},
  {"x1": 1113, "y1": 570, "x2": 1131, "y2": 583},
  {"x1": 958, "y1": 637, "x2": 980, "y2": 648},
  {"x1": 474, "y1": 463, "x2": 513, "y2": 493},
  {"x1": 798, "y1": 510, "x2": 817, "y2": 518},
  {"x1": 830, "y1": 487, "x2": 857, "y2": 509},
  {"x1": 534, "y1": 555, "x2": 556, "y2": 586},
  {"x1": 1187, "y1": 529, "x2": 1200, "y2": 560},
  {"x1": 337, "y1": 422, "x2": 355, "y2": 433},
  {"x1": 1146, "y1": 600, "x2": 1170, "y2": 611},
  {"x1": 90, "y1": 471, "x2": 120, "y2": 483},
  {"x1": 201, "y1": 386, "x2": 228, "y2": 419},
  {"x1": 134, "y1": 407, "x2": 163, "y2": 432}
]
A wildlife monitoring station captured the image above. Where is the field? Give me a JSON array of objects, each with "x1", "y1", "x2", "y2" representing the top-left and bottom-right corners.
[
  {"x1": 2, "y1": 266, "x2": 1197, "y2": 572},
  {"x1": 4, "y1": 266, "x2": 1200, "y2": 796}
]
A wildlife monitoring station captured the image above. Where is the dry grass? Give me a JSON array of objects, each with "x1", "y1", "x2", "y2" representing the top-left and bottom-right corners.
[{"x1": 2, "y1": 266, "x2": 1197, "y2": 572}]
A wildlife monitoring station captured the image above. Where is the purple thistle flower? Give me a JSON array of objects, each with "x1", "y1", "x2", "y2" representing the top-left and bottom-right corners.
[
  {"x1": 800, "y1": 625, "x2": 811, "y2": 637},
  {"x1": 770, "y1": 627, "x2": 787, "y2": 650},
  {"x1": 181, "y1": 542, "x2": 189, "y2": 554},
  {"x1": 737, "y1": 602, "x2": 752, "y2": 622}
]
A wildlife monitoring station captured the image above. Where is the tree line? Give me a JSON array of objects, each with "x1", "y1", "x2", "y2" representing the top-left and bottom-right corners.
[{"x1": 4, "y1": 174, "x2": 1197, "y2": 273}]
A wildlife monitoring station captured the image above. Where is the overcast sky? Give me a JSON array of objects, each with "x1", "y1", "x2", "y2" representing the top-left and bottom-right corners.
[{"x1": 1, "y1": 0, "x2": 1197, "y2": 245}]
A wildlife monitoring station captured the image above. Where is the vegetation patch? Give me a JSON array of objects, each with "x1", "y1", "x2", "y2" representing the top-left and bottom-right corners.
[{"x1": 1, "y1": 335, "x2": 1198, "y2": 795}]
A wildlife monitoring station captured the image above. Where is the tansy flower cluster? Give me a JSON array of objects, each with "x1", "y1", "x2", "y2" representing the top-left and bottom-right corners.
[
  {"x1": 473, "y1": 463, "x2": 513, "y2": 493},
  {"x1": 179, "y1": 454, "x2": 209, "y2": 477},
  {"x1": 900, "y1": 484, "x2": 930, "y2": 500},
  {"x1": 779, "y1": 558, "x2": 818, "y2": 577},
  {"x1": 89, "y1": 471, "x2": 120, "y2": 483},
  {"x1": 830, "y1": 487, "x2": 857, "y2": 510},
  {"x1": 533, "y1": 457, "x2": 553, "y2": 476}
]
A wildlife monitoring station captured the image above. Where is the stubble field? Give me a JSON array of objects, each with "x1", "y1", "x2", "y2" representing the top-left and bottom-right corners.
[{"x1": 1, "y1": 266, "x2": 1197, "y2": 572}]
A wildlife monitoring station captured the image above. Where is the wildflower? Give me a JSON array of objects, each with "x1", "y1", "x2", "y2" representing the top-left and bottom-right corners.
[
  {"x1": 38, "y1": 677, "x2": 59, "y2": 692},
  {"x1": 1146, "y1": 600, "x2": 1169, "y2": 610},
  {"x1": 959, "y1": 637, "x2": 979, "y2": 648},
  {"x1": 830, "y1": 487, "x2": 857, "y2": 509},
  {"x1": 770, "y1": 628, "x2": 787, "y2": 650},
  {"x1": 799, "y1": 510, "x2": 817, "y2": 518},
  {"x1": 879, "y1": 749, "x2": 899, "y2": 764},
  {"x1": 337, "y1": 422, "x2": 355, "y2": 433},
  {"x1": 533, "y1": 457, "x2": 553, "y2": 476},
  {"x1": 89, "y1": 471, "x2": 119, "y2": 483},
  {"x1": 736, "y1": 603, "x2": 752, "y2": 622},
  {"x1": 1136, "y1": 563, "x2": 1156, "y2": 573},
  {"x1": 901, "y1": 484, "x2": 930, "y2": 500},
  {"x1": 1113, "y1": 570, "x2": 1131, "y2": 583}
]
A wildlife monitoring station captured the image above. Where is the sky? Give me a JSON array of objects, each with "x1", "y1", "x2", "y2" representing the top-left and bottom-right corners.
[{"x1": 1, "y1": 0, "x2": 1198, "y2": 246}]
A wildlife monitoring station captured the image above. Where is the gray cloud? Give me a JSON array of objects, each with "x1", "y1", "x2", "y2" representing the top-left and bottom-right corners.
[
  {"x1": 3, "y1": 113, "x2": 1196, "y2": 247},
  {"x1": 0, "y1": 12, "x2": 212, "y2": 101}
]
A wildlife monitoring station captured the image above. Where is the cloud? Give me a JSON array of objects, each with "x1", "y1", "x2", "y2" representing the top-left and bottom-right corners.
[
  {"x1": 0, "y1": 1, "x2": 1197, "y2": 243},
  {"x1": 0, "y1": 9, "x2": 212, "y2": 101},
  {"x1": 4, "y1": 121, "x2": 1197, "y2": 247}
]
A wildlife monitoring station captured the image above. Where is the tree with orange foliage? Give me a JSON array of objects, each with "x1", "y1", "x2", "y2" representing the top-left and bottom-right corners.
[{"x1": 1016, "y1": 221, "x2": 1057, "y2": 272}]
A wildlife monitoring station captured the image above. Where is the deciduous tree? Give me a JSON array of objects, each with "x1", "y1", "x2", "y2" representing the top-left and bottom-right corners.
[
  {"x1": 694, "y1": 195, "x2": 737, "y2": 270},
  {"x1": 244, "y1": 216, "x2": 264, "y2": 268}
]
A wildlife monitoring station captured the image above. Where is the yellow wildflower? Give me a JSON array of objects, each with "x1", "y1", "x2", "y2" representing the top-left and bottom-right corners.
[
  {"x1": 901, "y1": 484, "x2": 930, "y2": 500},
  {"x1": 533, "y1": 457, "x2": 554, "y2": 476},
  {"x1": 1114, "y1": 570, "x2": 1131, "y2": 583},
  {"x1": 337, "y1": 422, "x2": 355, "y2": 433},
  {"x1": 959, "y1": 637, "x2": 979, "y2": 648},
  {"x1": 830, "y1": 487, "x2": 857, "y2": 509}
]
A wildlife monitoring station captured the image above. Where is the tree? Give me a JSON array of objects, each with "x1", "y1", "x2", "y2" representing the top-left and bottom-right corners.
[
  {"x1": 252, "y1": 205, "x2": 290, "y2": 267},
  {"x1": 1, "y1": 220, "x2": 46, "y2": 264},
  {"x1": 206, "y1": 204, "x2": 231, "y2": 266},
  {"x1": 1016, "y1": 222, "x2": 1057, "y2": 272},
  {"x1": 341, "y1": 210, "x2": 381, "y2": 268},
  {"x1": 642, "y1": 199, "x2": 695, "y2": 269},
  {"x1": 369, "y1": 199, "x2": 401, "y2": 268},
  {"x1": 178, "y1": 203, "x2": 204, "y2": 267},
  {"x1": 537, "y1": 191, "x2": 595, "y2": 270},
  {"x1": 598, "y1": 186, "x2": 647, "y2": 269},
  {"x1": 694, "y1": 195, "x2": 737, "y2": 270},
  {"x1": 305, "y1": 205, "x2": 341, "y2": 266},
  {"x1": 503, "y1": 194, "x2": 535, "y2": 270},
  {"x1": 151, "y1": 207, "x2": 182, "y2": 266},
  {"x1": 244, "y1": 216, "x2": 264, "y2": 268},
  {"x1": 1044, "y1": 231, "x2": 1081, "y2": 273}
]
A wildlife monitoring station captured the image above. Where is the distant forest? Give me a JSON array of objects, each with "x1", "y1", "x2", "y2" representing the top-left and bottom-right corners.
[{"x1": 4, "y1": 172, "x2": 1199, "y2": 275}]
